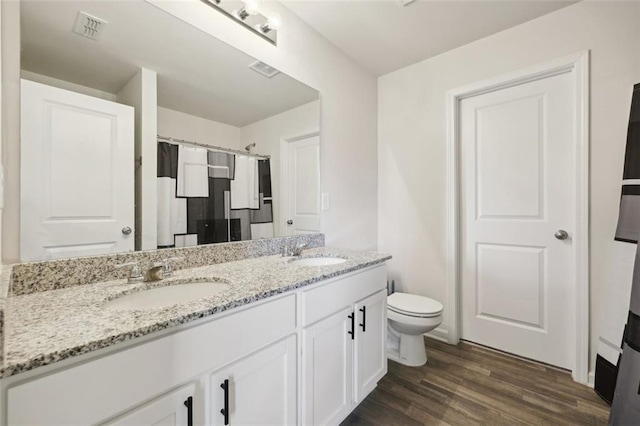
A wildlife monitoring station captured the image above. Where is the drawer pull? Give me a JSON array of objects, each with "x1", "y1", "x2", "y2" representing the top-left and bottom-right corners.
[
  {"x1": 183, "y1": 396, "x2": 193, "y2": 426},
  {"x1": 220, "y1": 379, "x2": 230, "y2": 425},
  {"x1": 348, "y1": 312, "x2": 355, "y2": 340},
  {"x1": 359, "y1": 306, "x2": 366, "y2": 332}
]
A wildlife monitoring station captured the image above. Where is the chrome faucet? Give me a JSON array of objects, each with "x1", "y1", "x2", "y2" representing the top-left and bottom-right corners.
[
  {"x1": 292, "y1": 243, "x2": 308, "y2": 257},
  {"x1": 282, "y1": 242, "x2": 308, "y2": 257},
  {"x1": 114, "y1": 262, "x2": 144, "y2": 283},
  {"x1": 145, "y1": 262, "x2": 165, "y2": 282},
  {"x1": 115, "y1": 257, "x2": 184, "y2": 283}
]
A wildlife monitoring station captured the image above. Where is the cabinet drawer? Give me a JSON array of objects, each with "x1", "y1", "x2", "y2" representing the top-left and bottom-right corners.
[
  {"x1": 302, "y1": 265, "x2": 387, "y2": 327},
  {"x1": 7, "y1": 294, "x2": 296, "y2": 426}
]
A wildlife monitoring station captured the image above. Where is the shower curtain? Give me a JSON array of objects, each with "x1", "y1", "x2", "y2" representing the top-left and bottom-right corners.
[
  {"x1": 157, "y1": 141, "x2": 274, "y2": 248},
  {"x1": 599, "y1": 83, "x2": 640, "y2": 424}
]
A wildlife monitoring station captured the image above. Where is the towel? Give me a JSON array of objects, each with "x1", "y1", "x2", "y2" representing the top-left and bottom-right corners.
[
  {"x1": 230, "y1": 156, "x2": 259, "y2": 209},
  {"x1": 157, "y1": 177, "x2": 187, "y2": 247},
  {"x1": 177, "y1": 145, "x2": 209, "y2": 197}
]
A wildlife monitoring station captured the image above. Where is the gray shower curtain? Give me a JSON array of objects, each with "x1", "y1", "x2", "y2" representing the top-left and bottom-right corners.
[
  {"x1": 157, "y1": 141, "x2": 274, "y2": 248},
  {"x1": 605, "y1": 83, "x2": 640, "y2": 424}
]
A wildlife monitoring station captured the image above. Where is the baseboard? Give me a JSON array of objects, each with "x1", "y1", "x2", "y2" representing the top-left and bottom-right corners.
[
  {"x1": 425, "y1": 326, "x2": 449, "y2": 343},
  {"x1": 587, "y1": 371, "x2": 595, "y2": 388}
]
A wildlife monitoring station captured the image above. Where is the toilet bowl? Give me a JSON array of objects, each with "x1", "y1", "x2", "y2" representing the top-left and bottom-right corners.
[{"x1": 387, "y1": 292, "x2": 443, "y2": 367}]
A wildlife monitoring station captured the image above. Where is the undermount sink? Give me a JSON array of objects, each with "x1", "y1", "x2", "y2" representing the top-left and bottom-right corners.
[
  {"x1": 104, "y1": 281, "x2": 230, "y2": 310},
  {"x1": 292, "y1": 257, "x2": 347, "y2": 266}
]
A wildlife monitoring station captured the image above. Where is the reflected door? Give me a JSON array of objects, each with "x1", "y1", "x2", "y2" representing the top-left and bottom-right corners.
[
  {"x1": 284, "y1": 134, "x2": 320, "y2": 235},
  {"x1": 460, "y1": 71, "x2": 573, "y2": 369},
  {"x1": 20, "y1": 79, "x2": 135, "y2": 261}
]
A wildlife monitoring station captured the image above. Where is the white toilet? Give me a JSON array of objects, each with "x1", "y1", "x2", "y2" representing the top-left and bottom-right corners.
[{"x1": 386, "y1": 292, "x2": 443, "y2": 367}]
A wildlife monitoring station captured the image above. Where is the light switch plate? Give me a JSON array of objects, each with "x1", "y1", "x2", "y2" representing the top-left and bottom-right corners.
[{"x1": 321, "y1": 193, "x2": 330, "y2": 211}]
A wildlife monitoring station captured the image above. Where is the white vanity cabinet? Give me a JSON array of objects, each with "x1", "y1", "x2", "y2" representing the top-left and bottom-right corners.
[
  {"x1": 106, "y1": 383, "x2": 196, "y2": 426},
  {"x1": 1, "y1": 263, "x2": 388, "y2": 426},
  {"x1": 301, "y1": 266, "x2": 388, "y2": 425},
  {"x1": 209, "y1": 335, "x2": 297, "y2": 426}
]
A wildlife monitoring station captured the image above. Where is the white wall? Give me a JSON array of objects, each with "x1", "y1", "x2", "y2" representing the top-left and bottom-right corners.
[
  {"x1": 378, "y1": 1, "x2": 640, "y2": 375},
  {"x1": 118, "y1": 69, "x2": 158, "y2": 251},
  {"x1": 240, "y1": 100, "x2": 320, "y2": 236},
  {"x1": 157, "y1": 107, "x2": 242, "y2": 151},
  {"x1": 1, "y1": 1, "x2": 19, "y2": 262},
  {"x1": 148, "y1": 1, "x2": 378, "y2": 251},
  {"x1": 21, "y1": 70, "x2": 117, "y2": 101}
]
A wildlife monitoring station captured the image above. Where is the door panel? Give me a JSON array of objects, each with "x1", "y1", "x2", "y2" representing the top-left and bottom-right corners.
[
  {"x1": 285, "y1": 135, "x2": 320, "y2": 235},
  {"x1": 210, "y1": 336, "x2": 297, "y2": 426},
  {"x1": 460, "y1": 71, "x2": 573, "y2": 369},
  {"x1": 20, "y1": 79, "x2": 134, "y2": 261},
  {"x1": 302, "y1": 307, "x2": 353, "y2": 425},
  {"x1": 354, "y1": 290, "x2": 387, "y2": 403},
  {"x1": 105, "y1": 383, "x2": 195, "y2": 426}
]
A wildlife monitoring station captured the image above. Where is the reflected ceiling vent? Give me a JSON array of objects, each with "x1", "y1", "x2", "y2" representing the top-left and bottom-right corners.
[
  {"x1": 249, "y1": 61, "x2": 280, "y2": 78},
  {"x1": 396, "y1": 0, "x2": 417, "y2": 6},
  {"x1": 73, "y1": 11, "x2": 107, "y2": 41}
]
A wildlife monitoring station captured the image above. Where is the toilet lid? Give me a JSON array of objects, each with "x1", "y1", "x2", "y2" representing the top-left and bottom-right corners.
[{"x1": 387, "y1": 292, "x2": 443, "y2": 316}]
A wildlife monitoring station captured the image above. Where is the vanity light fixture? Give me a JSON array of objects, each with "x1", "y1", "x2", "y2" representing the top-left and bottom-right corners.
[
  {"x1": 234, "y1": 0, "x2": 259, "y2": 21},
  {"x1": 257, "y1": 13, "x2": 281, "y2": 34},
  {"x1": 201, "y1": 0, "x2": 280, "y2": 45}
]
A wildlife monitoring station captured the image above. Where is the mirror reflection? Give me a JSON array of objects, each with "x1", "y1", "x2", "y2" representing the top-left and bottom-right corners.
[{"x1": 19, "y1": 0, "x2": 320, "y2": 261}]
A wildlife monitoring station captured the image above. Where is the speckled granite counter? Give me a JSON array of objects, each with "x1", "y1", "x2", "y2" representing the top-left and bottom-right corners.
[{"x1": 0, "y1": 247, "x2": 390, "y2": 378}]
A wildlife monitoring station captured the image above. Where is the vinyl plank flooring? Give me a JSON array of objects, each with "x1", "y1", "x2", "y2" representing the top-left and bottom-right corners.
[{"x1": 341, "y1": 339, "x2": 610, "y2": 425}]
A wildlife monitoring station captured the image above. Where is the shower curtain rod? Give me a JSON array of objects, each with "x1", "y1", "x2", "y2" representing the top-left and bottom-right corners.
[{"x1": 157, "y1": 135, "x2": 270, "y2": 159}]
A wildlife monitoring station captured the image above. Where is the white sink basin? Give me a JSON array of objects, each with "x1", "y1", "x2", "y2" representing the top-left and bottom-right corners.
[
  {"x1": 104, "y1": 281, "x2": 229, "y2": 310},
  {"x1": 293, "y1": 257, "x2": 347, "y2": 266}
]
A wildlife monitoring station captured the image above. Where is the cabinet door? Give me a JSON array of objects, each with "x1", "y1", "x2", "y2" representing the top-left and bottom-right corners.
[
  {"x1": 354, "y1": 290, "x2": 388, "y2": 403},
  {"x1": 302, "y1": 307, "x2": 354, "y2": 425},
  {"x1": 210, "y1": 335, "x2": 297, "y2": 426},
  {"x1": 105, "y1": 383, "x2": 195, "y2": 426}
]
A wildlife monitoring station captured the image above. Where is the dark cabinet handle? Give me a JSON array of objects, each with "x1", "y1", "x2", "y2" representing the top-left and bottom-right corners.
[
  {"x1": 183, "y1": 396, "x2": 193, "y2": 426},
  {"x1": 220, "y1": 379, "x2": 230, "y2": 425},
  {"x1": 348, "y1": 312, "x2": 355, "y2": 340},
  {"x1": 359, "y1": 306, "x2": 366, "y2": 332}
]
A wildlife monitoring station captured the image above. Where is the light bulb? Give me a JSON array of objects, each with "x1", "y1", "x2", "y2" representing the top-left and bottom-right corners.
[
  {"x1": 243, "y1": 0, "x2": 260, "y2": 15},
  {"x1": 267, "y1": 13, "x2": 281, "y2": 30}
]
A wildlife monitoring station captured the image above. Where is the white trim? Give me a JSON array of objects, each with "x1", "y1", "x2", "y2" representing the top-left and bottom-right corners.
[
  {"x1": 425, "y1": 327, "x2": 449, "y2": 343},
  {"x1": 588, "y1": 371, "x2": 595, "y2": 388},
  {"x1": 445, "y1": 51, "x2": 590, "y2": 384},
  {"x1": 279, "y1": 131, "x2": 321, "y2": 236}
]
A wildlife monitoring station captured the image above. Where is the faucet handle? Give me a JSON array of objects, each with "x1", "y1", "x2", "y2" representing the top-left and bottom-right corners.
[
  {"x1": 114, "y1": 262, "x2": 144, "y2": 283},
  {"x1": 162, "y1": 257, "x2": 184, "y2": 278}
]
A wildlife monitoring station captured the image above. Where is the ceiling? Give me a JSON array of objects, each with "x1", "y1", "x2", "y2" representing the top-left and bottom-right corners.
[
  {"x1": 281, "y1": 0, "x2": 577, "y2": 76},
  {"x1": 21, "y1": 1, "x2": 319, "y2": 127}
]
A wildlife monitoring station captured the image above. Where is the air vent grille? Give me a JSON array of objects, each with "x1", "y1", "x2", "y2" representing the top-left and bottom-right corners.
[
  {"x1": 73, "y1": 11, "x2": 107, "y2": 41},
  {"x1": 249, "y1": 61, "x2": 280, "y2": 78}
]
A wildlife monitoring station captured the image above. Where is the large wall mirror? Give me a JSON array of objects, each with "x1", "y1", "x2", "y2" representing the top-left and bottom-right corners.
[{"x1": 18, "y1": 0, "x2": 320, "y2": 261}]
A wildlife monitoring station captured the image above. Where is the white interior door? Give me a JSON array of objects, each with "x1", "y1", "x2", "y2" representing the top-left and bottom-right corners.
[
  {"x1": 20, "y1": 79, "x2": 135, "y2": 261},
  {"x1": 460, "y1": 71, "x2": 574, "y2": 369},
  {"x1": 284, "y1": 135, "x2": 320, "y2": 235}
]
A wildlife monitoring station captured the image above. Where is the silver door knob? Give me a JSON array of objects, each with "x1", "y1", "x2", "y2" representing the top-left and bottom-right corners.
[
  {"x1": 287, "y1": 220, "x2": 293, "y2": 225},
  {"x1": 554, "y1": 230, "x2": 568, "y2": 240},
  {"x1": 122, "y1": 226, "x2": 132, "y2": 235}
]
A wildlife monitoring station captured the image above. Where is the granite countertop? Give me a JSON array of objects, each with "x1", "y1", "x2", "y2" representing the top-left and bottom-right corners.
[{"x1": 0, "y1": 247, "x2": 391, "y2": 378}]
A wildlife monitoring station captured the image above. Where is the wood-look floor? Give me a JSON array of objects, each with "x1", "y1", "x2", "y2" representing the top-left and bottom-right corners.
[{"x1": 342, "y1": 338, "x2": 610, "y2": 425}]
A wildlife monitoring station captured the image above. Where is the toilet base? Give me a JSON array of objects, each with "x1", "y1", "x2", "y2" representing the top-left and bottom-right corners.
[{"x1": 387, "y1": 333, "x2": 427, "y2": 367}]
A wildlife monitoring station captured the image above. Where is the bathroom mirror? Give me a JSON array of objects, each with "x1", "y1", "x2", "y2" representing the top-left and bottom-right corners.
[{"x1": 18, "y1": 0, "x2": 320, "y2": 261}]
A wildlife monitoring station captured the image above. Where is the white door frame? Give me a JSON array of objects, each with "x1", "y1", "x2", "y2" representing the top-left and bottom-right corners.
[
  {"x1": 279, "y1": 130, "x2": 321, "y2": 236},
  {"x1": 445, "y1": 51, "x2": 590, "y2": 383}
]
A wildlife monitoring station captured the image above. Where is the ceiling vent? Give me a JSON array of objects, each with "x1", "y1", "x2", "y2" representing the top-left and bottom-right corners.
[
  {"x1": 73, "y1": 11, "x2": 107, "y2": 41},
  {"x1": 249, "y1": 61, "x2": 280, "y2": 78}
]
